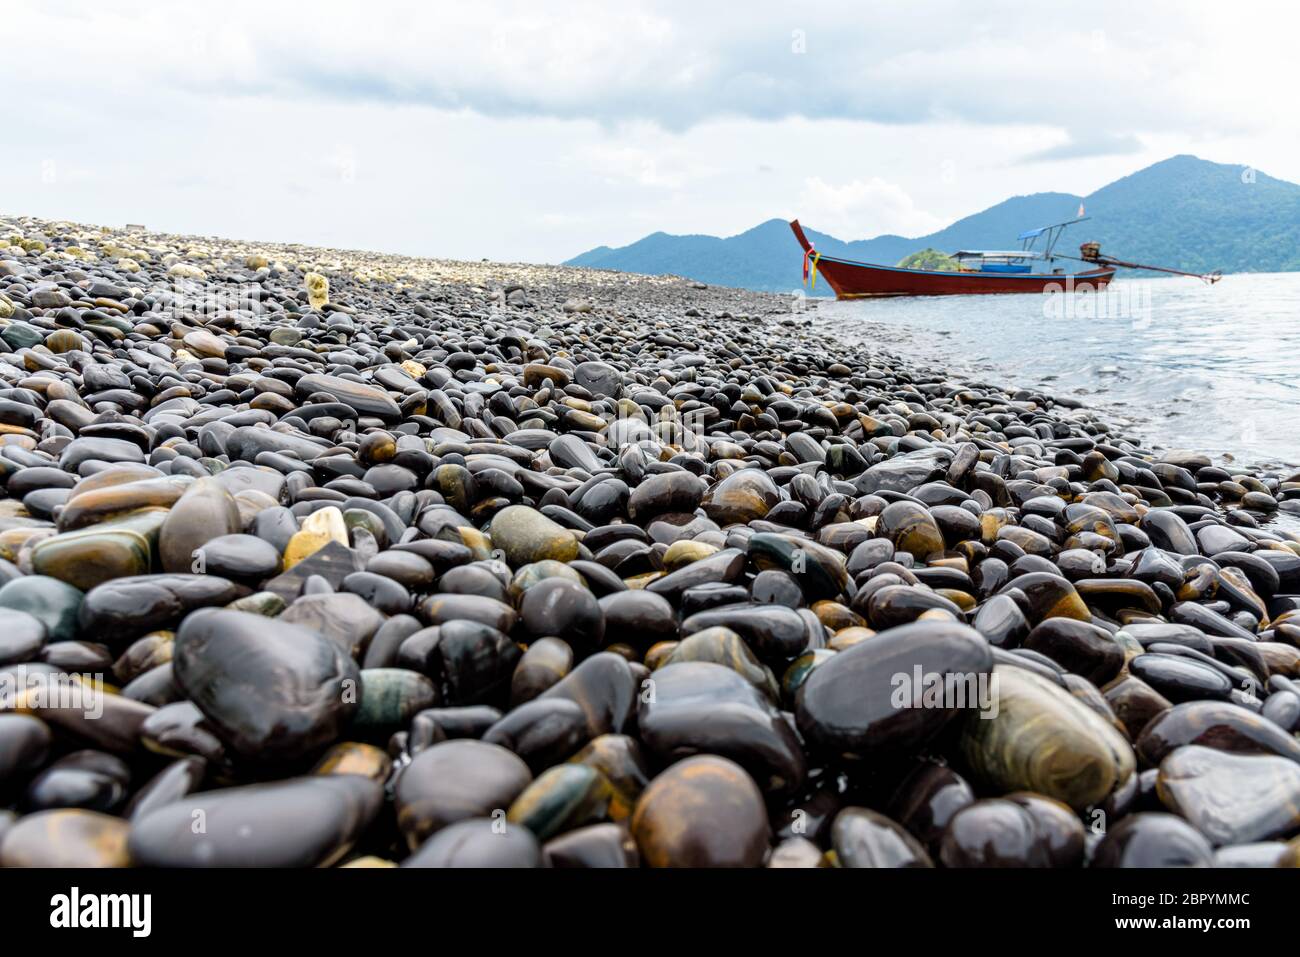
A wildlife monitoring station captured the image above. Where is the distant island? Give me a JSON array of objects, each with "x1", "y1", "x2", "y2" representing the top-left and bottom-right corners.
[{"x1": 565, "y1": 155, "x2": 1300, "y2": 292}]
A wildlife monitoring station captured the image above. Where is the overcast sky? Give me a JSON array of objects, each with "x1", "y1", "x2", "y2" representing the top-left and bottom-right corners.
[{"x1": 7, "y1": 1, "x2": 1297, "y2": 263}]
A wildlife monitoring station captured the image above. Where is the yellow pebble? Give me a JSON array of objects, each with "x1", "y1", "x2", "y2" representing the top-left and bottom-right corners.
[{"x1": 283, "y1": 506, "x2": 348, "y2": 567}]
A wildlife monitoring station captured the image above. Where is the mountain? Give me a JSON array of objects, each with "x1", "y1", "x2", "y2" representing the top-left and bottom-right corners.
[{"x1": 564, "y1": 156, "x2": 1300, "y2": 291}]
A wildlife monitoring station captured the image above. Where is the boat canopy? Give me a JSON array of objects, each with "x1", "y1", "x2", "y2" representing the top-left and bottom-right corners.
[
  {"x1": 1012, "y1": 216, "x2": 1091, "y2": 260},
  {"x1": 1017, "y1": 216, "x2": 1088, "y2": 241}
]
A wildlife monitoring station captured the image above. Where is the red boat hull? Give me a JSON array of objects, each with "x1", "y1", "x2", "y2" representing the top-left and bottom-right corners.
[{"x1": 790, "y1": 220, "x2": 1115, "y2": 298}]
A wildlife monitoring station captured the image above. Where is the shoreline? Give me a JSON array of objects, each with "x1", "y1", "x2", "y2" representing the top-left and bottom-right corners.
[{"x1": 2, "y1": 211, "x2": 1300, "y2": 868}]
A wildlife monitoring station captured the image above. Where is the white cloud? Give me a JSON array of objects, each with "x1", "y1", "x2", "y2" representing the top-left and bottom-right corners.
[
  {"x1": 3, "y1": 0, "x2": 1298, "y2": 262},
  {"x1": 799, "y1": 176, "x2": 946, "y2": 238}
]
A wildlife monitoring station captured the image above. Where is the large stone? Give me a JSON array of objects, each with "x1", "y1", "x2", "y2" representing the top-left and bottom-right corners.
[
  {"x1": 173, "y1": 609, "x2": 360, "y2": 764},
  {"x1": 129, "y1": 775, "x2": 382, "y2": 867}
]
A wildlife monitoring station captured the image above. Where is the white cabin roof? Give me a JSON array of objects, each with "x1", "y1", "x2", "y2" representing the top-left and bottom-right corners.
[{"x1": 953, "y1": 250, "x2": 1043, "y2": 260}]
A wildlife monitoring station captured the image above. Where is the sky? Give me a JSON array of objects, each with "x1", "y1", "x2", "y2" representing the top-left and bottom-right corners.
[{"x1": 7, "y1": 0, "x2": 1298, "y2": 263}]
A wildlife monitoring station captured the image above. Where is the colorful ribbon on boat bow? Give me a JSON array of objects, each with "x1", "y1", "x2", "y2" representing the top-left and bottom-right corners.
[{"x1": 802, "y1": 245, "x2": 820, "y2": 290}]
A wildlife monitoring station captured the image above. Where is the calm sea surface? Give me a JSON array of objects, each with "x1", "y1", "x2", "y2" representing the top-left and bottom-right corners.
[{"x1": 821, "y1": 271, "x2": 1300, "y2": 474}]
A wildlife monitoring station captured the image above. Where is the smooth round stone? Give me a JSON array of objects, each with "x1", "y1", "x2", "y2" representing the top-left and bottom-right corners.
[
  {"x1": 126, "y1": 756, "x2": 209, "y2": 822},
  {"x1": 43, "y1": 323, "x2": 82, "y2": 354},
  {"x1": 0, "y1": 608, "x2": 46, "y2": 665},
  {"x1": 173, "y1": 608, "x2": 360, "y2": 764},
  {"x1": 1006, "y1": 572, "x2": 1091, "y2": 623},
  {"x1": 746, "y1": 533, "x2": 849, "y2": 602},
  {"x1": 363, "y1": 464, "x2": 418, "y2": 496},
  {"x1": 361, "y1": 614, "x2": 422, "y2": 670},
  {"x1": 429, "y1": 464, "x2": 476, "y2": 513},
  {"x1": 767, "y1": 836, "x2": 826, "y2": 868},
  {"x1": 538, "y1": 652, "x2": 637, "y2": 738},
  {"x1": 511, "y1": 637, "x2": 573, "y2": 706},
  {"x1": 0, "y1": 576, "x2": 83, "y2": 643},
  {"x1": 1130, "y1": 653, "x2": 1234, "y2": 703},
  {"x1": 886, "y1": 761, "x2": 977, "y2": 852},
  {"x1": 680, "y1": 601, "x2": 807, "y2": 663},
  {"x1": 0, "y1": 809, "x2": 131, "y2": 867},
  {"x1": 353, "y1": 668, "x2": 437, "y2": 730},
  {"x1": 574, "y1": 361, "x2": 622, "y2": 398},
  {"x1": 405, "y1": 706, "x2": 503, "y2": 751},
  {"x1": 781, "y1": 648, "x2": 834, "y2": 703},
  {"x1": 489, "y1": 505, "x2": 579, "y2": 566},
  {"x1": 1214, "y1": 842, "x2": 1290, "y2": 867},
  {"x1": 701, "y1": 469, "x2": 781, "y2": 525},
  {"x1": 663, "y1": 626, "x2": 779, "y2": 701},
  {"x1": 311, "y1": 741, "x2": 392, "y2": 782},
  {"x1": 342, "y1": 571, "x2": 411, "y2": 615},
  {"x1": 483, "y1": 697, "x2": 590, "y2": 772},
  {"x1": 394, "y1": 739, "x2": 532, "y2": 848},
  {"x1": 1075, "y1": 577, "x2": 1161, "y2": 617},
  {"x1": 403, "y1": 817, "x2": 543, "y2": 868},
  {"x1": 283, "y1": 505, "x2": 348, "y2": 567},
  {"x1": 44, "y1": 640, "x2": 114, "y2": 673},
  {"x1": 509, "y1": 559, "x2": 584, "y2": 600},
  {"x1": 549, "y1": 433, "x2": 602, "y2": 472},
  {"x1": 797, "y1": 620, "x2": 993, "y2": 759},
  {"x1": 366, "y1": 550, "x2": 435, "y2": 590},
  {"x1": 226, "y1": 590, "x2": 286, "y2": 617},
  {"x1": 864, "y1": 584, "x2": 963, "y2": 629},
  {"x1": 627, "y1": 472, "x2": 704, "y2": 522},
  {"x1": 1197, "y1": 523, "x2": 1250, "y2": 556},
  {"x1": 24, "y1": 750, "x2": 130, "y2": 814},
  {"x1": 60, "y1": 436, "x2": 145, "y2": 471},
  {"x1": 129, "y1": 775, "x2": 382, "y2": 867},
  {"x1": 1140, "y1": 510, "x2": 1198, "y2": 555},
  {"x1": 28, "y1": 522, "x2": 153, "y2": 592},
  {"x1": 57, "y1": 476, "x2": 189, "y2": 531},
  {"x1": 543, "y1": 822, "x2": 639, "y2": 867},
  {"x1": 812, "y1": 600, "x2": 865, "y2": 632},
  {"x1": 832, "y1": 807, "x2": 933, "y2": 867},
  {"x1": 646, "y1": 548, "x2": 746, "y2": 601},
  {"x1": 597, "y1": 590, "x2": 677, "y2": 650},
  {"x1": 1091, "y1": 812, "x2": 1214, "y2": 867},
  {"x1": 78, "y1": 574, "x2": 248, "y2": 649},
  {"x1": 1022, "y1": 617, "x2": 1124, "y2": 685},
  {"x1": 959, "y1": 666, "x2": 1135, "y2": 812},
  {"x1": 418, "y1": 593, "x2": 517, "y2": 633},
  {"x1": 1157, "y1": 745, "x2": 1300, "y2": 845},
  {"x1": 631, "y1": 755, "x2": 769, "y2": 868},
  {"x1": 1104, "y1": 675, "x2": 1174, "y2": 741},
  {"x1": 519, "y1": 578, "x2": 604, "y2": 653},
  {"x1": 569, "y1": 734, "x2": 650, "y2": 821},
  {"x1": 939, "y1": 799, "x2": 1050, "y2": 867},
  {"x1": 402, "y1": 620, "x2": 522, "y2": 706},
  {"x1": 507, "y1": 764, "x2": 611, "y2": 841},
  {"x1": 1006, "y1": 792, "x2": 1086, "y2": 867},
  {"x1": 294, "y1": 373, "x2": 401, "y2": 421},
  {"x1": 877, "y1": 501, "x2": 945, "y2": 559},
  {"x1": 183, "y1": 329, "x2": 226, "y2": 357},
  {"x1": 0, "y1": 713, "x2": 52, "y2": 787},
  {"x1": 193, "y1": 534, "x2": 282, "y2": 584},
  {"x1": 639, "y1": 661, "x2": 805, "y2": 795},
  {"x1": 971, "y1": 594, "x2": 1030, "y2": 648},
  {"x1": 160, "y1": 476, "x2": 242, "y2": 574}
]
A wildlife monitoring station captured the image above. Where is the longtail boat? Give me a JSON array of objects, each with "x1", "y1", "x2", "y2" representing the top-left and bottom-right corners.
[{"x1": 790, "y1": 217, "x2": 1116, "y2": 299}]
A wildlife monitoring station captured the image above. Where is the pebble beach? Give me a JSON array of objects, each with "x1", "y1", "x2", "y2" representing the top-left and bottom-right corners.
[{"x1": 3, "y1": 212, "x2": 1300, "y2": 868}]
